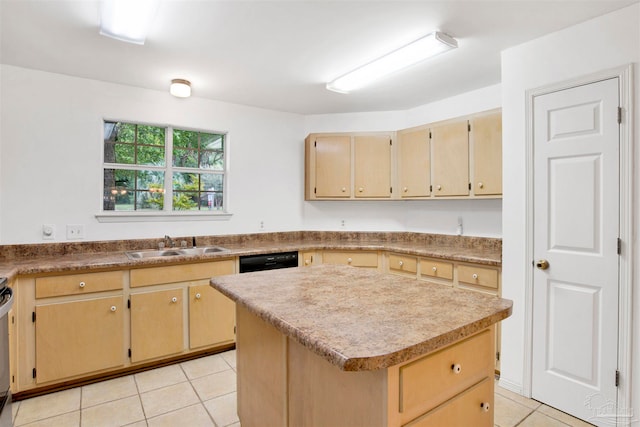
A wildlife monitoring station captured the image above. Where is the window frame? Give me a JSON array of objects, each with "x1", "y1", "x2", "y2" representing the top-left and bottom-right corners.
[{"x1": 97, "y1": 120, "x2": 232, "y2": 222}]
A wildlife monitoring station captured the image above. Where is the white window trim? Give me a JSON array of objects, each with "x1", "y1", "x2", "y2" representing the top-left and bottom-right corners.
[{"x1": 100, "y1": 121, "x2": 230, "y2": 220}]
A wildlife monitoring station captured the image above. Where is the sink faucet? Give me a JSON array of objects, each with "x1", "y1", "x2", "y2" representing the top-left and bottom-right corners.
[{"x1": 164, "y1": 235, "x2": 175, "y2": 248}]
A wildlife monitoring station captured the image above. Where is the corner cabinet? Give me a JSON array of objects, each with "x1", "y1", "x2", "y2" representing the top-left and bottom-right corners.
[
  {"x1": 305, "y1": 133, "x2": 393, "y2": 200},
  {"x1": 305, "y1": 109, "x2": 502, "y2": 201}
]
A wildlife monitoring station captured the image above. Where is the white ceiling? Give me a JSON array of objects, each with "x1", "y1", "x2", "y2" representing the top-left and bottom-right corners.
[{"x1": 0, "y1": 1, "x2": 636, "y2": 114}]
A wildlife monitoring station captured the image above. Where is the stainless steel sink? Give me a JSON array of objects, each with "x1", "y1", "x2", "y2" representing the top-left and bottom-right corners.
[{"x1": 125, "y1": 246, "x2": 228, "y2": 259}]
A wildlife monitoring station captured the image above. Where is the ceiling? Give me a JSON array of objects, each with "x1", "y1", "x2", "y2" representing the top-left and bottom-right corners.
[{"x1": 0, "y1": 1, "x2": 636, "y2": 115}]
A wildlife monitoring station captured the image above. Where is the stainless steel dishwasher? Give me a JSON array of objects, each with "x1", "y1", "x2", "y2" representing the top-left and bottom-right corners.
[{"x1": 0, "y1": 278, "x2": 12, "y2": 427}]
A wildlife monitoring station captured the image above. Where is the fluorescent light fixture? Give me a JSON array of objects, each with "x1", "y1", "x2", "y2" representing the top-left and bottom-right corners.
[
  {"x1": 170, "y1": 79, "x2": 191, "y2": 98},
  {"x1": 100, "y1": 0, "x2": 159, "y2": 45},
  {"x1": 326, "y1": 31, "x2": 458, "y2": 94}
]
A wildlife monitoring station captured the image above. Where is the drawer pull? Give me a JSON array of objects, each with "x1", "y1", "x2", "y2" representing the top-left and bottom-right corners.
[
  {"x1": 436, "y1": 185, "x2": 442, "y2": 191},
  {"x1": 347, "y1": 258, "x2": 353, "y2": 264},
  {"x1": 478, "y1": 182, "x2": 484, "y2": 189},
  {"x1": 451, "y1": 364, "x2": 462, "y2": 374},
  {"x1": 79, "y1": 281, "x2": 86, "y2": 288},
  {"x1": 341, "y1": 187, "x2": 346, "y2": 192},
  {"x1": 403, "y1": 186, "x2": 408, "y2": 192},
  {"x1": 480, "y1": 402, "x2": 490, "y2": 412},
  {"x1": 432, "y1": 266, "x2": 437, "y2": 272},
  {"x1": 171, "y1": 297, "x2": 178, "y2": 303},
  {"x1": 305, "y1": 259, "x2": 310, "y2": 265},
  {"x1": 472, "y1": 273, "x2": 479, "y2": 280},
  {"x1": 399, "y1": 261, "x2": 404, "y2": 267},
  {"x1": 110, "y1": 306, "x2": 117, "y2": 312},
  {"x1": 195, "y1": 293, "x2": 201, "y2": 299},
  {"x1": 358, "y1": 187, "x2": 364, "y2": 193}
]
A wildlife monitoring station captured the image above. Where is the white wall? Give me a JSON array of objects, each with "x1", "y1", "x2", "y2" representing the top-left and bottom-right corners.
[
  {"x1": 303, "y1": 84, "x2": 503, "y2": 237},
  {"x1": 0, "y1": 65, "x2": 305, "y2": 243},
  {"x1": 500, "y1": 2, "x2": 640, "y2": 416}
]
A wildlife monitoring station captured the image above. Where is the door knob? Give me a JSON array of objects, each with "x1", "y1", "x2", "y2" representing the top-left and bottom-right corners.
[{"x1": 536, "y1": 260, "x2": 550, "y2": 270}]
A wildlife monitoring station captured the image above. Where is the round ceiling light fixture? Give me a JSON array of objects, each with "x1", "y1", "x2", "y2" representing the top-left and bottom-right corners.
[{"x1": 170, "y1": 79, "x2": 191, "y2": 98}]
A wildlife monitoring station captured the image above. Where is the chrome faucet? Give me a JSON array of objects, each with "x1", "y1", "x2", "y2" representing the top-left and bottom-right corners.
[{"x1": 164, "y1": 235, "x2": 175, "y2": 248}]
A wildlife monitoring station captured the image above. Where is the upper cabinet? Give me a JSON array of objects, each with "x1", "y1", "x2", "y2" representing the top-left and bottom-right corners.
[
  {"x1": 431, "y1": 120, "x2": 469, "y2": 197},
  {"x1": 398, "y1": 128, "x2": 430, "y2": 198},
  {"x1": 354, "y1": 136, "x2": 392, "y2": 198},
  {"x1": 471, "y1": 111, "x2": 502, "y2": 196},
  {"x1": 305, "y1": 109, "x2": 501, "y2": 201},
  {"x1": 305, "y1": 133, "x2": 393, "y2": 200}
]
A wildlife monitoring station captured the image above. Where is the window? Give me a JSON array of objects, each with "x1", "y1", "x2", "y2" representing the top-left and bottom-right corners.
[{"x1": 103, "y1": 121, "x2": 226, "y2": 213}]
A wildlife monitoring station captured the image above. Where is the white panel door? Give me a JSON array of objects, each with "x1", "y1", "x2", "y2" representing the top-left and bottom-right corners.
[{"x1": 532, "y1": 78, "x2": 619, "y2": 426}]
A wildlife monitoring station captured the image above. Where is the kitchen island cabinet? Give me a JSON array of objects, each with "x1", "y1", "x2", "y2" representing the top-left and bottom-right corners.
[{"x1": 211, "y1": 264, "x2": 512, "y2": 427}]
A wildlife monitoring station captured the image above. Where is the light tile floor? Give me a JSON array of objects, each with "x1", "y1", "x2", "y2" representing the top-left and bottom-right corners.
[{"x1": 12, "y1": 349, "x2": 591, "y2": 427}]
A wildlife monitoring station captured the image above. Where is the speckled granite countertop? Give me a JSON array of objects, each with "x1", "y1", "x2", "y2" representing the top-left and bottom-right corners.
[
  {"x1": 0, "y1": 231, "x2": 501, "y2": 280},
  {"x1": 211, "y1": 264, "x2": 512, "y2": 371}
]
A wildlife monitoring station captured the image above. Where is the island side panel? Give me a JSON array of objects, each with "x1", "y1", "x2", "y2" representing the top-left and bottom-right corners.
[
  {"x1": 287, "y1": 338, "x2": 387, "y2": 427},
  {"x1": 236, "y1": 305, "x2": 288, "y2": 427}
]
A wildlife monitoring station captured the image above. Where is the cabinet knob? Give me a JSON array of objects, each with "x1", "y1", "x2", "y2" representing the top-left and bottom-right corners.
[
  {"x1": 341, "y1": 187, "x2": 346, "y2": 192},
  {"x1": 171, "y1": 297, "x2": 178, "y2": 303},
  {"x1": 305, "y1": 259, "x2": 310, "y2": 265},
  {"x1": 403, "y1": 187, "x2": 408, "y2": 193},
  {"x1": 110, "y1": 306, "x2": 117, "y2": 312},
  {"x1": 195, "y1": 293, "x2": 201, "y2": 299},
  {"x1": 398, "y1": 261, "x2": 404, "y2": 267},
  {"x1": 478, "y1": 182, "x2": 484, "y2": 189},
  {"x1": 451, "y1": 363, "x2": 462, "y2": 374},
  {"x1": 347, "y1": 257, "x2": 353, "y2": 264},
  {"x1": 472, "y1": 273, "x2": 479, "y2": 280},
  {"x1": 480, "y1": 402, "x2": 491, "y2": 412},
  {"x1": 79, "y1": 281, "x2": 86, "y2": 288},
  {"x1": 432, "y1": 266, "x2": 437, "y2": 272},
  {"x1": 436, "y1": 185, "x2": 442, "y2": 191},
  {"x1": 358, "y1": 187, "x2": 364, "y2": 193}
]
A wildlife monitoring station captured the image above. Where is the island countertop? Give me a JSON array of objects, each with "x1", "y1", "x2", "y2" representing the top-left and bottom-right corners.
[{"x1": 210, "y1": 264, "x2": 512, "y2": 371}]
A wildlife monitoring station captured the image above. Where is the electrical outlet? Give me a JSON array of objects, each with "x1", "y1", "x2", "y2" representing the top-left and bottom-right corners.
[
  {"x1": 259, "y1": 221, "x2": 264, "y2": 230},
  {"x1": 66, "y1": 224, "x2": 85, "y2": 239},
  {"x1": 341, "y1": 219, "x2": 346, "y2": 228},
  {"x1": 42, "y1": 224, "x2": 55, "y2": 240}
]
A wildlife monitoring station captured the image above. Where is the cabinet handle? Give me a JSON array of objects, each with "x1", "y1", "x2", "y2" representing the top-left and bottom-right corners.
[
  {"x1": 480, "y1": 402, "x2": 490, "y2": 412},
  {"x1": 347, "y1": 257, "x2": 353, "y2": 264},
  {"x1": 436, "y1": 185, "x2": 442, "y2": 191},
  {"x1": 398, "y1": 261, "x2": 404, "y2": 267},
  {"x1": 79, "y1": 281, "x2": 86, "y2": 288},
  {"x1": 403, "y1": 187, "x2": 408, "y2": 193},
  {"x1": 472, "y1": 273, "x2": 479, "y2": 280},
  {"x1": 110, "y1": 306, "x2": 117, "y2": 312},
  {"x1": 478, "y1": 182, "x2": 484, "y2": 189},
  {"x1": 432, "y1": 266, "x2": 437, "y2": 272},
  {"x1": 171, "y1": 297, "x2": 178, "y2": 303},
  {"x1": 358, "y1": 187, "x2": 364, "y2": 193},
  {"x1": 451, "y1": 364, "x2": 462, "y2": 374},
  {"x1": 195, "y1": 293, "x2": 201, "y2": 299},
  {"x1": 341, "y1": 187, "x2": 346, "y2": 192}
]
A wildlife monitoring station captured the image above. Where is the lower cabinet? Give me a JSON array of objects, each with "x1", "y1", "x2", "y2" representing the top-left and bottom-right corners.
[
  {"x1": 321, "y1": 250, "x2": 379, "y2": 269},
  {"x1": 189, "y1": 284, "x2": 235, "y2": 350},
  {"x1": 35, "y1": 296, "x2": 125, "y2": 384},
  {"x1": 130, "y1": 288, "x2": 184, "y2": 363}
]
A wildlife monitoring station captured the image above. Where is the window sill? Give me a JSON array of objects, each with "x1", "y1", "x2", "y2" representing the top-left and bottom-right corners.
[{"x1": 95, "y1": 212, "x2": 233, "y2": 223}]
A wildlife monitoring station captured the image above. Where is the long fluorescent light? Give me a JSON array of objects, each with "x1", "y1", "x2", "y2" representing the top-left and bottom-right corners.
[
  {"x1": 100, "y1": 0, "x2": 159, "y2": 45},
  {"x1": 326, "y1": 31, "x2": 458, "y2": 94}
]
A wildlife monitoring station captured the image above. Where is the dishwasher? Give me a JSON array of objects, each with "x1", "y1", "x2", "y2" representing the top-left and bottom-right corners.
[{"x1": 239, "y1": 251, "x2": 298, "y2": 273}]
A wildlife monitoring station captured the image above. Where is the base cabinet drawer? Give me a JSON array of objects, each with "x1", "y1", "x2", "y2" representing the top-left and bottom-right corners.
[
  {"x1": 458, "y1": 265, "x2": 499, "y2": 289},
  {"x1": 404, "y1": 377, "x2": 493, "y2": 427},
  {"x1": 322, "y1": 251, "x2": 378, "y2": 268},
  {"x1": 399, "y1": 329, "x2": 493, "y2": 422},
  {"x1": 389, "y1": 254, "x2": 417, "y2": 275},
  {"x1": 419, "y1": 259, "x2": 453, "y2": 281},
  {"x1": 35, "y1": 270, "x2": 124, "y2": 298}
]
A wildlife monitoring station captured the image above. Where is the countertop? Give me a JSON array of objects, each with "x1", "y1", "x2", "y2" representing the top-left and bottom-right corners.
[
  {"x1": 211, "y1": 264, "x2": 513, "y2": 371},
  {"x1": 0, "y1": 231, "x2": 502, "y2": 280}
]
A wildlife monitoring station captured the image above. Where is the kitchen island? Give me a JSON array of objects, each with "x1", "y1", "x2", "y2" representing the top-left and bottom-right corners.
[{"x1": 211, "y1": 264, "x2": 512, "y2": 427}]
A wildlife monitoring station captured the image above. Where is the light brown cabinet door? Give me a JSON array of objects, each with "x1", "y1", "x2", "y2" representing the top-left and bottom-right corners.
[
  {"x1": 35, "y1": 296, "x2": 124, "y2": 384},
  {"x1": 189, "y1": 284, "x2": 235, "y2": 350},
  {"x1": 322, "y1": 251, "x2": 378, "y2": 268},
  {"x1": 354, "y1": 136, "x2": 391, "y2": 198},
  {"x1": 315, "y1": 136, "x2": 351, "y2": 198},
  {"x1": 130, "y1": 288, "x2": 184, "y2": 363},
  {"x1": 471, "y1": 112, "x2": 502, "y2": 195},
  {"x1": 431, "y1": 121, "x2": 469, "y2": 196},
  {"x1": 398, "y1": 128, "x2": 430, "y2": 197}
]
